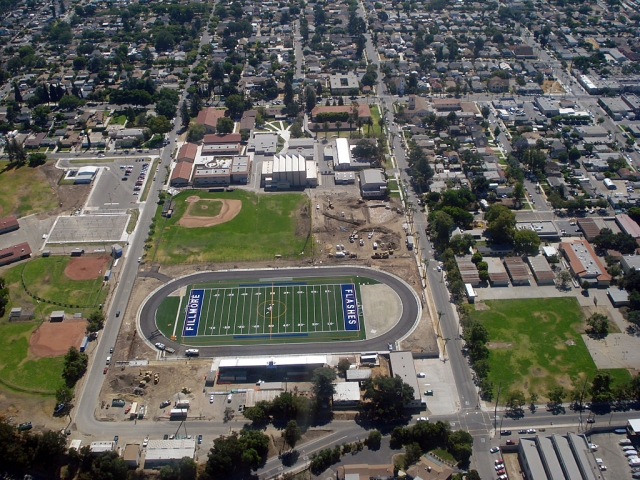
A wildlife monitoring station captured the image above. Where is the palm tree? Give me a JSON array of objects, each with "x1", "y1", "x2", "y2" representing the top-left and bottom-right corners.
[
  {"x1": 347, "y1": 115, "x2": 354, "y2": 138},
  {"x1": 367, "y1": 117, "x2": 373, "y2": 136},
  {"x1": 323, "y1": 121, "x2": 329, "y2": 140},
  {"x1": 313, "y1": 123, "x2": 319, "y2": 139},
  {"x1": 335, "y1": 121, "x2": 342, "y2": 137},
  {"x1": 356, "y1": 118, "x2": 364, "y2": 137}
]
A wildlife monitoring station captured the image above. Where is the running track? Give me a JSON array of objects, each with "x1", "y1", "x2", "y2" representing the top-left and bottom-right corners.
[{"x1": 139, "y1": 266, "x2": 421, "y2": 356}]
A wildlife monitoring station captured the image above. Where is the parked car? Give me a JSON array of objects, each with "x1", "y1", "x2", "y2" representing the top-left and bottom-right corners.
[
  {"x1": 506, "y1": 440, "x2": 516, "y2": 445},
  {"x1": 198, "y1": 435, "x2": 203, "y2": 444},
  {"x1": 500, "y1": 430, "x2": 512, "y2": 435},
  {"x1": 490, "y1": 447, "x2": 500, "y2": 453}
]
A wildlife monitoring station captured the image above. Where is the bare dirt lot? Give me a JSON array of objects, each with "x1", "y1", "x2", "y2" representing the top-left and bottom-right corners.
[
  {"x1": 29, "y1": 318, "x2": 88, "y2": 357},
  {"x1": 177, "y1": 196, "x2": 242, "y2": 228},
  {"x1": 64, "y1": 254, "x2": 111, "y2": 281},
  {"x1": 41, "y1": 161, "x2": 91, "y2": 215}
]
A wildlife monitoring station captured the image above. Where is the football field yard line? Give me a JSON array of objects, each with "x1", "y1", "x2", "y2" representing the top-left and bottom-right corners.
[
  {"x1": 178, "y1": 281, "x2": 365, "y2": 342},
  {"x1": 240, "y1": 287, "x2": 248, "y2": 334},
  {"x1": 200, "y1": 289, "x2": 213, "y2": 336},
  {"x1": 232, "y1": 288, "x2": 240, "y2": 335},
  {"x1": 171, "y1": 294, "x2": 185, "y2": 339},
  {"x1": 212, "y1": 290, "x2": 221, "y2": 336}
]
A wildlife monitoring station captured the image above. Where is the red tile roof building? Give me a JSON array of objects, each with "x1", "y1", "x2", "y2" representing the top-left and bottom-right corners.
[
  {"x1": 0, "y1": 215, "x2": 19, "y2": 235},
  {"x1": 0, "y1": 242, "x2": 31, "y2": 267},
  {"x1": 177, "y1": 143, "x2": 198, "y2": 163},
  {"x1": 196, "y1": 108, "x2": 227, "y2": 133},
  {"x1": 559, "y1": 238, "x2": 611, "y2": 287}
]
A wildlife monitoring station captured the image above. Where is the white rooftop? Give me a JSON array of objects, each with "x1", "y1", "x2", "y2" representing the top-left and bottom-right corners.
[
  {"x1": 145, "y1": 439, "x2": 196, "y2": 461},
  {"x1": 219, "y1": 355, "x2": 327, "y2": 368}
]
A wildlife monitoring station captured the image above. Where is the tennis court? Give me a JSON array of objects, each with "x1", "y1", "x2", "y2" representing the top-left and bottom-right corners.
[{"x1": 156, "y1": 277, "x2": 373, "y2": 345}]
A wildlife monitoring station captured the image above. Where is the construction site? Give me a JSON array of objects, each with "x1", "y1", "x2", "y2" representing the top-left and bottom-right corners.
[{"x1": 310, "y1": 190, "x2": 411, "y2": 262}]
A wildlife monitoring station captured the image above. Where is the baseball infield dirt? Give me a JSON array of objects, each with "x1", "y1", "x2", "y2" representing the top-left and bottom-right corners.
[
  {"x1": 177, "y1": 196, "x2": 242, "y2": 228},
  {"x1": 29, "y1": 318, "x2": 88, "y2": 357},
  {"x1": 64, "y1": 254, "x2": 110, "y2": 281}
]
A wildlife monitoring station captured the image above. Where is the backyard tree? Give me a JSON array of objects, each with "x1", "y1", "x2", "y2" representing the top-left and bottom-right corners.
[
  {"x1": 361, "y1": 374, "x2": 414, "y2": 421},
  {"x1": 311, "y1": 367, "x2": 336, "y2": 405},
  {"x1": 337, "y1": 358, "x2": 351, "y2": 376},
  {"x1": 513, "y1": 228, "x2": 541, "y2": 255}
]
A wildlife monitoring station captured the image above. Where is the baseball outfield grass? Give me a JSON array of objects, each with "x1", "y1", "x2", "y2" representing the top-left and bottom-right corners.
[
  {"x1": 0, "y1": 322, "x2": 65, "y2": 394},
  {"x1": 1, "y1": 257, "x2": 108, "y2": 321},
  {"x1": 148, "y1": 190, "x2": 311, "y2": 264},
  {"x1": 467, "y1": 298, "x2": 631, "y2": 401}
]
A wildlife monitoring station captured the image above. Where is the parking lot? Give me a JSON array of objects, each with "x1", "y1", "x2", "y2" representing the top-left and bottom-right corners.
[
  {"x1": 82, "y1": 157, "x2": 157, "y2": 212},
  {"x1": 585, "y1": 430, "x2": 640, "y2": 480},
  {"x1": 414, "y1": 358, "x2": 460, "y2": 415}
]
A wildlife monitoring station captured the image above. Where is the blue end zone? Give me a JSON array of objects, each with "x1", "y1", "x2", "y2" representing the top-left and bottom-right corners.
[
  {"x1": 239, "y1": 282, "x2": 308, "y2": 287},
  {"x1": 182, "y1": 289, "x2": 204, "y2": 337},
  {"x1": 341, "y1": 284, "x2": 360, "y2": 331},
  {"x1": 234, "y1": 333, "x2": 309, "y2": 339}
]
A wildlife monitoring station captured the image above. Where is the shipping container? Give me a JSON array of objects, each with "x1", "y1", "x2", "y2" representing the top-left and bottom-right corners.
[
  {"x1": 79, "y1": 337, "x2": 89, "y2": 352},
  {"x1": 129, "y1": 402, "x2": 138, "y2": 419},
  {"x1": 175, "y1": 400, "x2": 190, "y2": 409},
  {"x1": 104, "y1": 270, "x2": 112, "y2": 281},
  {"x1": 170, "y1": 408, "x2": 188, "y2": 418}
]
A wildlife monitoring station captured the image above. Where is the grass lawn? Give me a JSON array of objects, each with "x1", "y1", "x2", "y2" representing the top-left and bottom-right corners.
[
  {"x1": 2, "y1": 257, "x2": 108, "y2": 318},
  {"x1": 467, "y1": 298, "x2": 630, "y2": 401},
  {"x1": 140, "y1": 159, "x2": 158, "y2": 202},
  {"x1": 126, "y1": 209, "x2": 140, "y2": 234},
  {"x1": 111, "y1": 114, "x2": 127, "y2": 125},
  {"x1": 430, "y1": 447, "x2": 456, "y2": 464},
  {"x1": 0, "y1": 161, "x2": 58, "y2": 217},
  {"x1": 190, "y1": 200, "x2": 223, "y2": 217},
  {"x1": 150, "y1": 190, "x2": 311, "y2": 264},
  {"x1": 387, "y1": 179, "x2": 400, "y2": 198},
  {"x1": 0, "y1": 322, "x2": 65, "y2": 394},
  {"x1": 369, "y1": 104, "x2": 382, "y2": 136}
]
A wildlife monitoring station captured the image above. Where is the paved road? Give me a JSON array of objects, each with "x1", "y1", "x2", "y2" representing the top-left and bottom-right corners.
[
  {"x1": 72, "y1": 9, "x2": 213, "y2": 439},
  {"x1": 362, "y1": 19, "x2": 480, "y2": 416},
  {"x1": 138, "y1": 266, "x2": 420, "y2": 355}
]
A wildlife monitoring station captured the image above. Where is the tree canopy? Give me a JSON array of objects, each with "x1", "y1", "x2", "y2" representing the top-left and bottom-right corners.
[{"x1": 361, "y1": 374, "x2": 414, "y2": 421}]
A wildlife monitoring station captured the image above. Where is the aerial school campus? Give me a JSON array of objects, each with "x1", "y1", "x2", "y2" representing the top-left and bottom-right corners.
[{"x1": 5, "y1": 0, "x2": 640, "y2": 476}]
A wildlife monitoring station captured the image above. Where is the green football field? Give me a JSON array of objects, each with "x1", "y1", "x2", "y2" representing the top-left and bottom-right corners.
[{"x1": 156, "y1": 276, "x2": 377, "y2": 345}]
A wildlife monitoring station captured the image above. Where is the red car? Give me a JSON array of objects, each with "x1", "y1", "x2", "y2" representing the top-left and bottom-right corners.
[
  {"x1": 506, "y1": 439, "x2": 516, "y2": 445},
  {"x1": 497, "y1": 469, "x2": 506, "y2": 475},
  {"x1": 103, "y1": 367, "x2": 108, "y2": 374}
]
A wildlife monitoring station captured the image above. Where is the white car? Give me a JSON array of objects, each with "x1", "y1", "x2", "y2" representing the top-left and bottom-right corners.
[
  {"x1": 490, "y1": 447, "x2": 500, "y2": 453},
  {"x1": 417, "y1": 417, "x2": 428, "y2": 422},
  {"x1": 138, "y1": 256, "x2": 142, "y2": 262},
  {"x1": 210, "y1": 395, "x2": 214, "y2": 404},
  {"x1": 143, "y1": 437, "x2": 149, "y2": 447},
  {"x1": 417, "y1": 372, "x2": 426, "y2": 378},
  {"x1": 437, "y1": 265, "x2": 442, "y2": 272},
  {"x1": 155, "y1": 343, "x2": 165, "y2": 350}
]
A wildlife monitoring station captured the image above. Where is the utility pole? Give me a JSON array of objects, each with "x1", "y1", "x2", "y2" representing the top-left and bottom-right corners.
[{"x1": 494, "y1": 382, "x2": 502, "y2": 430}]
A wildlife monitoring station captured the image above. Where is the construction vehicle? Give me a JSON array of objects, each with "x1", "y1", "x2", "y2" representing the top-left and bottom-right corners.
[
  {"x1": 182, "y1": 387, "x2": 192, "y2": 394},
  {"x1": 372, "y1": 252, "x2": 389, "y2": 259}
]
